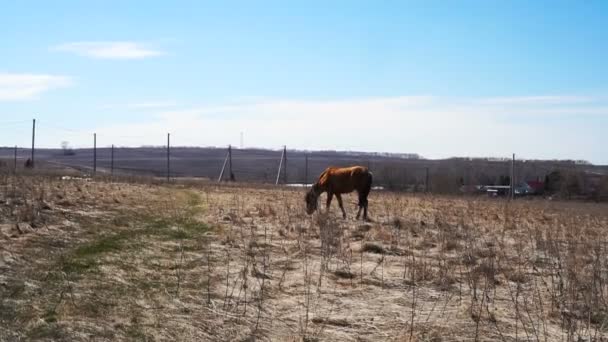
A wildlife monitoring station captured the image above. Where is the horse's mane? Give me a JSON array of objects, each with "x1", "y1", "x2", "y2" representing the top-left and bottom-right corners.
[{"x1": 316, "y1": 167, "x2": 333, "y2": 188}]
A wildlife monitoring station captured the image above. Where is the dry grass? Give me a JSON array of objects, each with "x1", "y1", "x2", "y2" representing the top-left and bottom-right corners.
[{"x1": 1, "y1": 173, "x2": 608, "y2": 341}]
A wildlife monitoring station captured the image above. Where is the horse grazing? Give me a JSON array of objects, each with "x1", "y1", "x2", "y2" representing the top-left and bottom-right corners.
[{"x1": 305, "y1": 166, "x2": 373, "y2": 220}]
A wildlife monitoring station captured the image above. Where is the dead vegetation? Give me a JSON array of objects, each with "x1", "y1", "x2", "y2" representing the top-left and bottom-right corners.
[{"x1": 1, "y1": 173, "x2": 608, "y2": 341}]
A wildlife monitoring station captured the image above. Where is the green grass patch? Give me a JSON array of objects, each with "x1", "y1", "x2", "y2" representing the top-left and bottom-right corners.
[
  {"x1": 62, "y1": 230, "x2": 137, "y2": 274},
  {"x1": 0, "y1": 301, "x2": 18, "y2": 324},
  {"x1": 144, "y1": 216, "x2": 209, "y2": 240},
  {"x1": 165, "y1": 229, "x2": 191, "y2": 240},
  {"x1": 61, "y1": 257, "x2": 97, "y2": 274},
  {"x1": 181, "y1": 219, "x2": 208, "y2": 233},
  {"x1": 59, "y1": 189, "x2": 209, "y2": 276},
  {"x1": 27, "y1": 322, "x2": 65, "y2": 340},
  {"x1": 73, "y1": 232, "x2": 132, "y2": 258},
  {"x1": 62, "y1": 218, "x2": 209, "y2": 275},
  {"x1": 124, "y1": 324, "x2": 148, "y2": 341},
  {"x1": 43, "y1": 308, "x2": 58, "y2": 323},
  {"x1": 184, "y1": 190, "x2": 202, "y2": 206}
]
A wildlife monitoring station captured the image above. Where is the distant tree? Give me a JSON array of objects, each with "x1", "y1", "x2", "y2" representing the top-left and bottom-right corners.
[
  {"x1": 432, "y1": 170, "x2": 461, "y2": 194},
  {"x1": 562, "y1": 172, "x2": 582, "y2": 200},
  {"x1": 378, "y1": 165, "x2": 397, "y2": 190},
  {"x1": 61, "y1": 141, "x2": 75, "y2": 156},
  {"x1": 475, "y1": 172, "x2": 493, "y2": 186},
  {"x1": 599, "y1": 177, "x2": 608, "y2": 202},
  {"x1": 498, "y1": 175, "x2": 510, "y2": 186},
  {"x1": 545, "y1": 171, "x2": 562, "y2": 194}
]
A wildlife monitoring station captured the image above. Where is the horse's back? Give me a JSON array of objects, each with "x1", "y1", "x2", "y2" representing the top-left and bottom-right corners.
[{"x1": 321, "y1": 166, "x2": 371, "y2": 193}]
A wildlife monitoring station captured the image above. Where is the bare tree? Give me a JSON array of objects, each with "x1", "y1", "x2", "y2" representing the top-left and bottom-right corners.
[{"x1": 61, "y1": 141, "x2": 75, "y2": 156}]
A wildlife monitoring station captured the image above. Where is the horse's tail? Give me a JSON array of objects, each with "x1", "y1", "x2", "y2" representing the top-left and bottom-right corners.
[
  {"x1": 365, "y1": 171, "x2": 373, "y2": 194},
  {"x1": 357, "y1": 170, "x2": 373, "y2": 208}
]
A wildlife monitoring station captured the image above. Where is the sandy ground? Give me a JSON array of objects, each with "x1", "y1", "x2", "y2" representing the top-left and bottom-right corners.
[{"x1": 1, "y1": 176, "x2": 608, "y2": 341}]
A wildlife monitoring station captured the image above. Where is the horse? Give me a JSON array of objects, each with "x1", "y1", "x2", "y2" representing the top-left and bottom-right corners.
[{"x1": 305, "y1": 166, "x2": 373, "y2": 220}]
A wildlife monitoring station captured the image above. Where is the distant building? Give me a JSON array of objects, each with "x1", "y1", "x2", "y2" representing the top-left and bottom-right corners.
[
  {"x1": 465, "y1": 180, "x2": 545, "y2": 197},
  {"x1": 483, "y1": 185, "x2": 511, "y2": 197},
  {"x1": 514, "y1": 180, "x2": 545, "y2": 196}
]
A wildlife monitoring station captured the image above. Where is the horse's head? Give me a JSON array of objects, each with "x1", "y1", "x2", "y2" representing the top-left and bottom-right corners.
[{"x1": 305, "y1": 187, "x2": 319, "y2": 215}]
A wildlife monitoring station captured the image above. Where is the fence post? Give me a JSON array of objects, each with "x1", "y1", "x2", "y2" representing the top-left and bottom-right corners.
[
  {"x1": 283, "y1": 145, "x2": 287, "y2": 184},
  {"x1": 425, "y1": 167, "x2": 430, "y2": 193},
  {"x1": 228, "y1": 145, "x2": 234, "y2": 181},
  {"x1": 13, "y1": 145, "x2": 17, "y2": 174},
  {"x1": 31, "y1": 119, "x2": 35, "y2": 168},
  {"x1": 167, "y1": 133, "x2": 171, "y2": 182},
  {"x1": 304, "y1": 154, "x2": 308, "y2": 186},
  {"x1": 93, "y1": 133, "x2": 97, "y2": 175},
  {"x1": 510, "y1": 153, "x2": 515, "y2": 200},
  {"x1": 111, "y1": 144, "x2": 114, "y2": 176}
]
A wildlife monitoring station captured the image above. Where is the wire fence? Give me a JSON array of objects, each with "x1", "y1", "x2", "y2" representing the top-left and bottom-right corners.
[{"x1": 1, "y1": 118, "x2": 604, "y2": 195}]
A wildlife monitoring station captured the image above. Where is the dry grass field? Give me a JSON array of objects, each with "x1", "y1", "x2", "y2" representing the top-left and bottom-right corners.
[{"x1": 1, "y1": 174, "x2": 608, "y2": 341}]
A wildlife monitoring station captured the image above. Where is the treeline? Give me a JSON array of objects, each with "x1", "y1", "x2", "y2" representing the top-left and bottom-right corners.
[{"x1": 373, "y1": 161, "x2": 608, "y2": 201}]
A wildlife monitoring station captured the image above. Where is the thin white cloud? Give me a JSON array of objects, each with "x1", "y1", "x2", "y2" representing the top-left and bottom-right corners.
[
  {"x1": 53, "y1": 41, "x2": 163, "y2": 59},
  {"x1": 100, "y1": 101, "x2": 177, "y2": 110},
  {"x1": 23, "y1": 94, "x2": 601, "y2": 163},
  {"x1": 476, "y1": 95, "x2": 596, "y2": 105},
  {"x1": 127, "y1": 101, "x2": 176, "y2": 109},
  {"x1": 85, "y1": 95, "x2": 606, "y2": 163},
  {"x1": 0, "y1": 73, "x2": 71, "y2": 101}
]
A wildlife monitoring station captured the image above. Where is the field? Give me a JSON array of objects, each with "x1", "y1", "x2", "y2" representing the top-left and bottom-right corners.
[
  {"x1": 2, "y1": 173, "x2": 608, "y2": 341},
  {"x1": 3, "y1": 146, "x2": 606, "y2": 189}
]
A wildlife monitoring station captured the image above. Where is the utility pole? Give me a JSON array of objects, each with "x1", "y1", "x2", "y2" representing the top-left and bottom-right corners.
[
  {"x1": 228, "y1": 145, "x2": 234, "y2": 181},
  {"x1": 425, "y1": 167, "x2": 430, "y2": 193},
  {"x1": 167, "y1": 133, "x2": 171, "y2": 182},
  {"x1": 111, "y1": 144, "x2": 114, "y2": 175},
  {"x1": 93, "y1": 133, "x2": 97, "y2": 175},
  {"x1": 283, "y1": 145, "x2": 287, "y2": 184},
  {"x1": 13, "y1": 146, "x2": 17, "y2": 173},
  {"x1": 304, "y1": 154, "x2": 308, "y2": 186},
  {"x1": 31, "y1": 119, "x2": 35, "y2": 168},
  {"x1": 510, "y1": 153, "x2": 515, "y2": 200}
]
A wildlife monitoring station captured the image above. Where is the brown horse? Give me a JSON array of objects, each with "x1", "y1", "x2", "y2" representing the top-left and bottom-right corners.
[{"x1": 305, "y1": 166, "x2": 373, "y2": 220}]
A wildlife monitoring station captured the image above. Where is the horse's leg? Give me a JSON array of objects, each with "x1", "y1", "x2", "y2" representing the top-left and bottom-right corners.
[
  {"x1": 359, "y1": 188, "x2": 370, "y2": 221},
  {"x1": 326, "y1": 192, "x2": 333, "y2": 213},
  {"x1": 335, "y1": 193, "x2": 346, "y2": 219},
  {"x1": 356, "y1": 191, "x2": 363, "y2": 220}
]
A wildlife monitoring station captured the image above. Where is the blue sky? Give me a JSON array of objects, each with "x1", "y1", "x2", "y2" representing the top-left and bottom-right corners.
[{"x1": 1, "y1": 1, "x2": 607, "y2": 163}]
